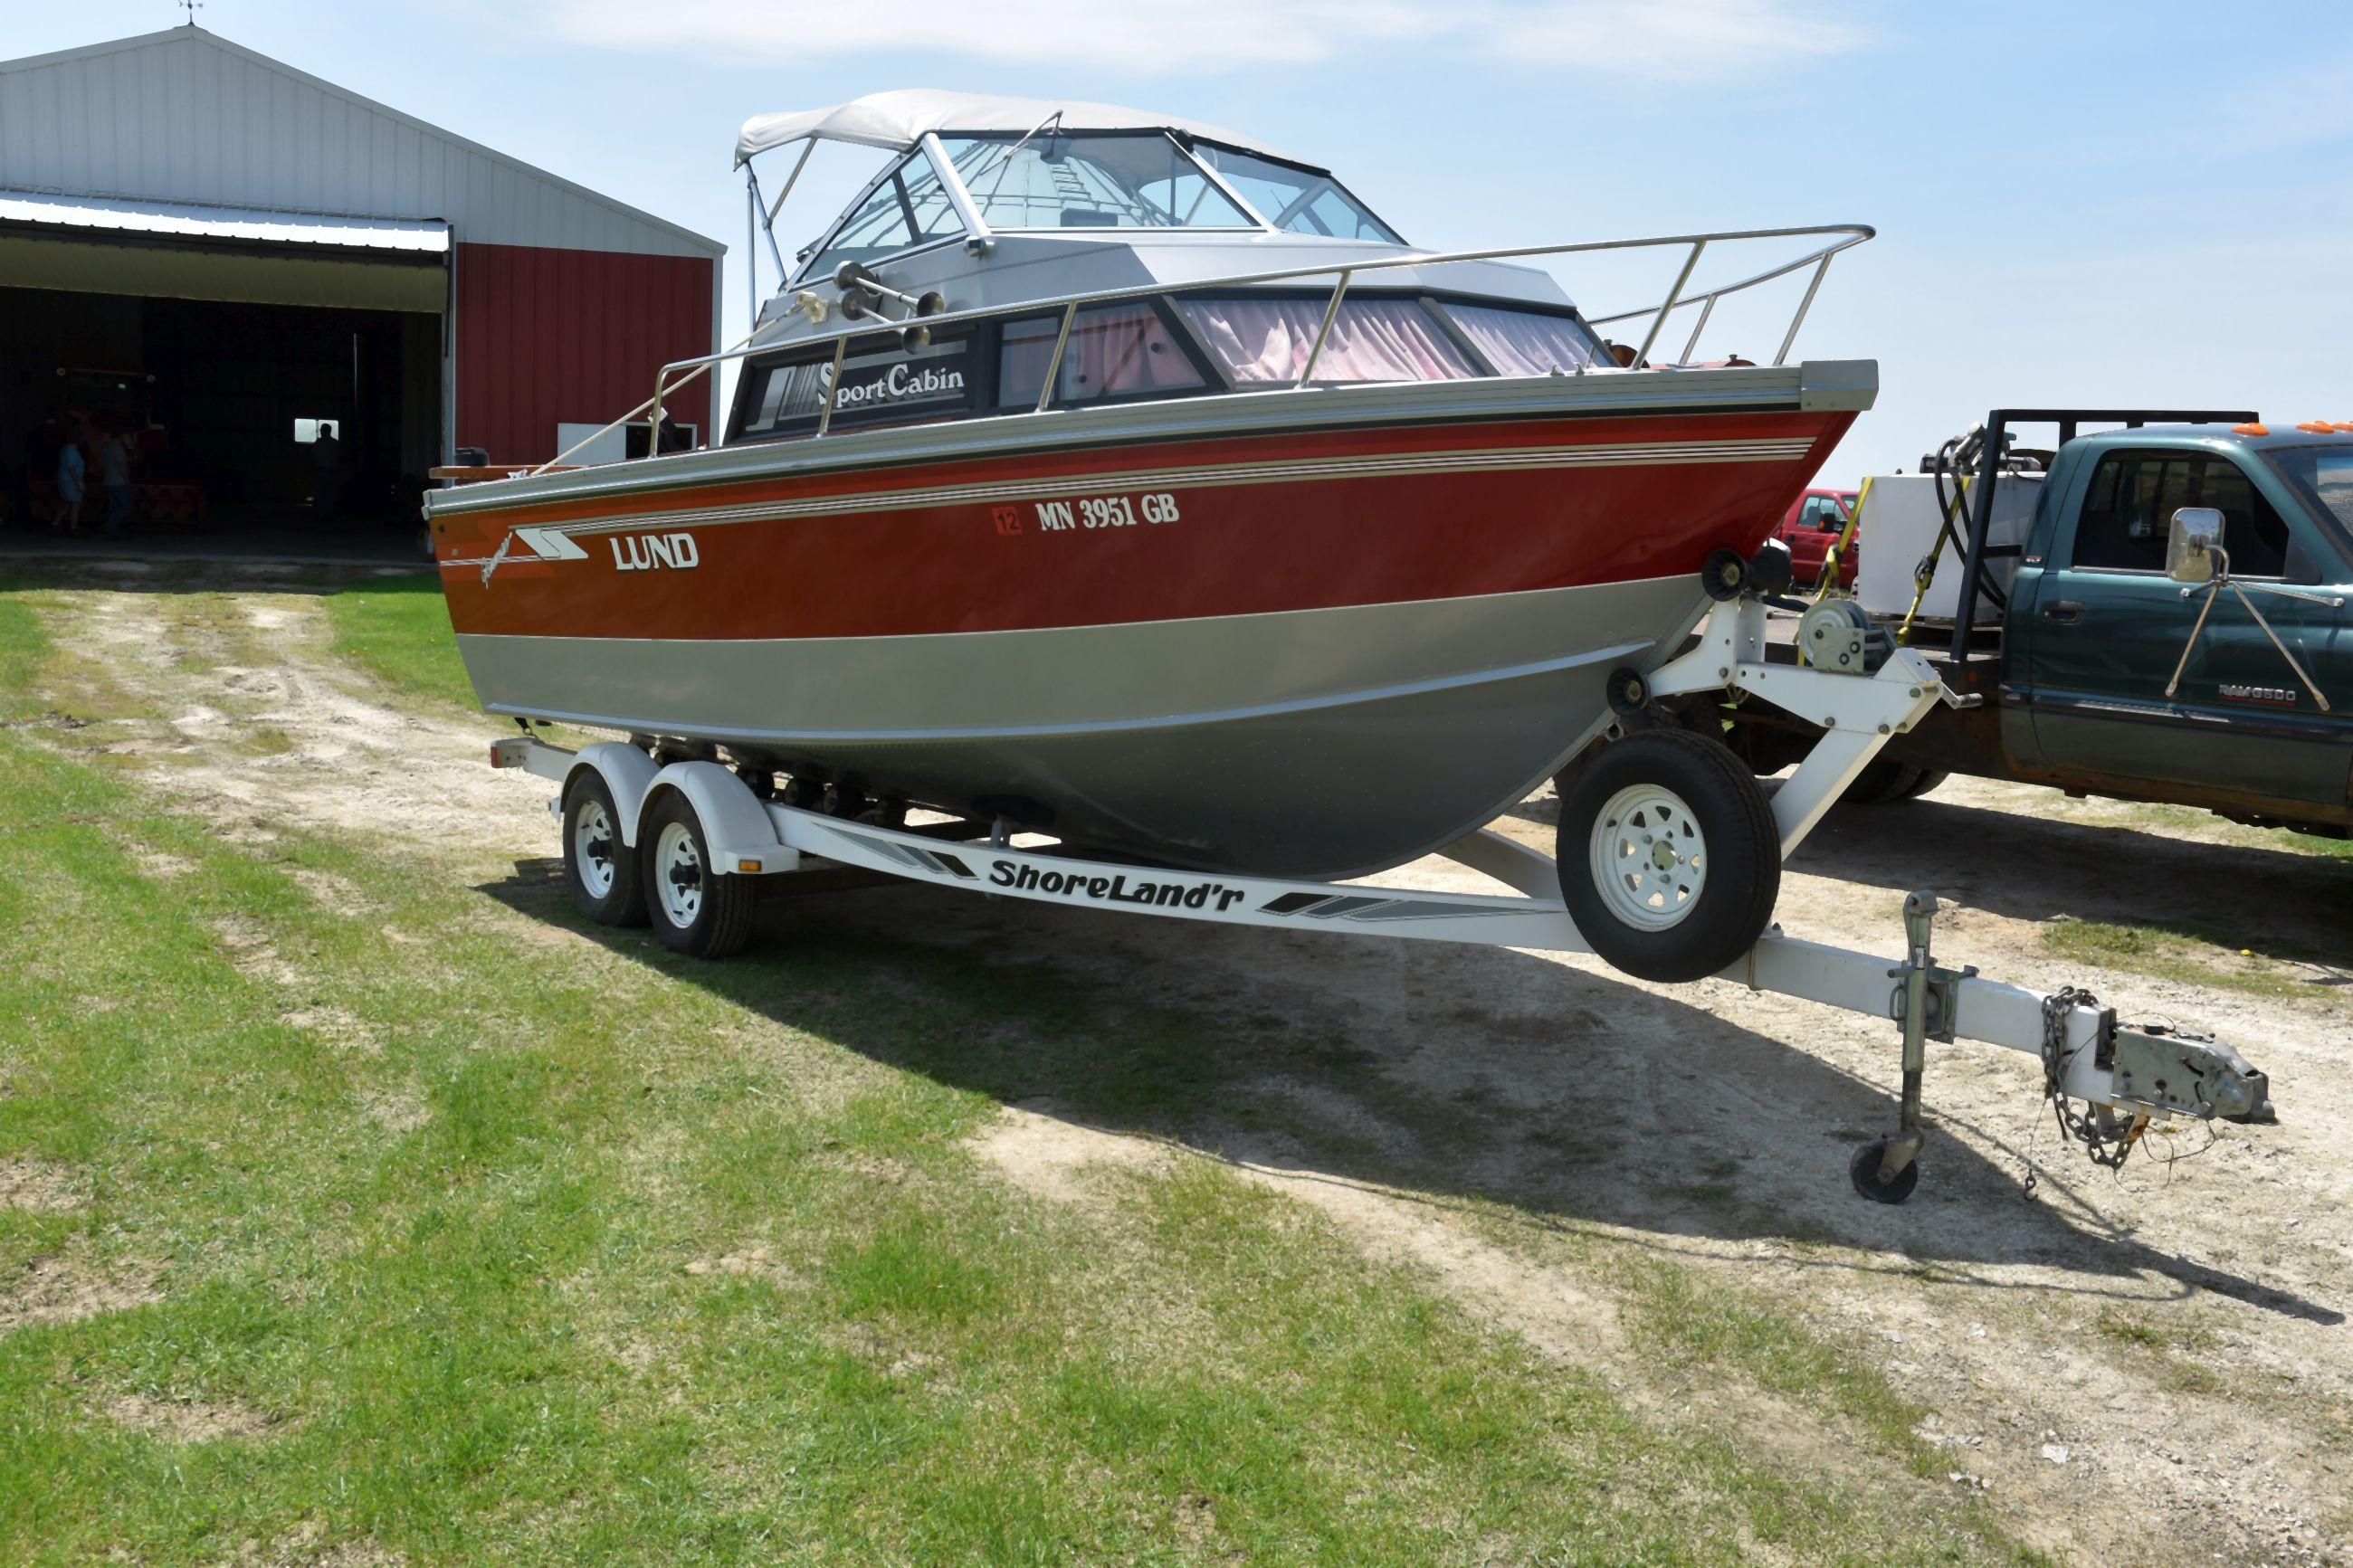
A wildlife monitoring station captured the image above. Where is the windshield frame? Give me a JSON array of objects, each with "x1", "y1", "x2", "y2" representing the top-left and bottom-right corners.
[
  {"x1": 793, "y1": 130, "x2": 1272, "y2": 284},
  {"x1": 936, "y1": 128, "x2": 1262, "y2": 236},
  {"x1": 1183, "y1": 140, "x2": 1405, "y2": 243},
  {"x1": 790, "y1": 141, "x2": 973, "y2": 287}
]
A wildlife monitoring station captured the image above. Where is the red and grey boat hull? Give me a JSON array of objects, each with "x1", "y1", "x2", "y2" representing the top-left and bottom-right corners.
[{"x1": 429, "y1": 363, "x2": 1871, "y2": 877}]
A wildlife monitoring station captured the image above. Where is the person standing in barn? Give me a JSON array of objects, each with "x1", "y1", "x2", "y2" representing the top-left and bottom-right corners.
[
  {"x1": 50, "y1": 424, "x2": 86, "y2": 535},
  {"x1": 100, "y1": 421, "x2": 136, "y2": 538},
  {"x1": 310, "y1": 421, "x2": 345, "y2": 525}
]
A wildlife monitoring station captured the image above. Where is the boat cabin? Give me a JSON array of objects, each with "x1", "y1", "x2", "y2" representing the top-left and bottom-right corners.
[{"x1": 724, "y1": 91, "x2": 1608, "y2": 446}]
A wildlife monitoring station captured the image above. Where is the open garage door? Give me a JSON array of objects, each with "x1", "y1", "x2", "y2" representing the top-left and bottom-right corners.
[{"x1": 0, "y1": 190, "x2": 446, "y2": 561}]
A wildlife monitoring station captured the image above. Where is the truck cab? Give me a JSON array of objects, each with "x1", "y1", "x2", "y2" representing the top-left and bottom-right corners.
[
  {"x1": 1999, "y1": 422, "x2": 2353, "y2": 827},
  {"x1": 1727, "y1": 410, "x2": 2353, "y2": 837},
  {"x1": 1777, "y1": 487, "x2": 1858, "y2": 589}
]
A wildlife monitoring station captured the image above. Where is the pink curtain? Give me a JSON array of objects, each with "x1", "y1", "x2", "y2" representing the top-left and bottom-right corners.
[
  {"x1": 1176, "y1": 298, "x2": 1476, "y2": 384},
  {"x1": 1446, "y1": 304, "x2": 1598, "y2": 375},
  {"x1": 999, "y1": 304, "x2": 1204, "y2": 406}
]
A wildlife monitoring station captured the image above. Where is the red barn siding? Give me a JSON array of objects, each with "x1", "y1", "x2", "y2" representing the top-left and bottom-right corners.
[{"x1": 453, "y1": 240, "x2": 715, "y2": 465}]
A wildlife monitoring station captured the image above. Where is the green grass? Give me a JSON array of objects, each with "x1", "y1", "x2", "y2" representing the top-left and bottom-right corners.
[
  {"x1": 2129, "y1": 801, "x2": 2353, "y2": 861},
  {"x1": 0, "y1": 583, "x2": 2029, "y2": 1563},
  {"x1": 2040, "y1": 913, "x2": 2348, "y2": 999},
  {"x1": 322, "y1": 572, "x2": 479, "y2": 713}
]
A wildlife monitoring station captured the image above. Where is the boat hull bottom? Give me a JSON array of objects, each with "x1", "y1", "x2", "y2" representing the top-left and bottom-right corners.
[{"x1": 458, "y1": 577, "x2": 1702, "y2": 879}]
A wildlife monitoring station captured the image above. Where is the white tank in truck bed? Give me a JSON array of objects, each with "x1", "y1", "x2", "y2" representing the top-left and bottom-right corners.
[{"x1": 1856, "y1": 472, "x2": 2045, "y2": 622}]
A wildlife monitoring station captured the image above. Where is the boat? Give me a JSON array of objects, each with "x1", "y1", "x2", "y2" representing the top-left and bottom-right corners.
[{"x1": 426, "y1": 90, "x2": 1874, "y2": 894}]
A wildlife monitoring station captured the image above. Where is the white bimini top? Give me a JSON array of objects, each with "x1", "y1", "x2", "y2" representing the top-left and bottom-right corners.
[{"x1": 734, "y1": 89, "x2": 1299, "y2": 167}]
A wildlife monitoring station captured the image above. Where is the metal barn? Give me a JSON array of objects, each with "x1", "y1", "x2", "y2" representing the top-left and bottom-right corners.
[{"x1": 0, "y1": 22, "x2": 721, "y2": 554}]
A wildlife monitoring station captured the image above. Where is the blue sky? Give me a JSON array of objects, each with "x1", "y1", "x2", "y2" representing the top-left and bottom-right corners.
[{"x1": 15, "y1": 1, "x2": 2353, "y2": 480}]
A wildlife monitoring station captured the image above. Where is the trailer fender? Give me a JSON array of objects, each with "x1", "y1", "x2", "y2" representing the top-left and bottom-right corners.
[
  {"x1": 639, "y1": 760, "x2": 793, "y2": 875},
  {"x1": 563, "y1": 743, "x2": 662, "y2": 847}
]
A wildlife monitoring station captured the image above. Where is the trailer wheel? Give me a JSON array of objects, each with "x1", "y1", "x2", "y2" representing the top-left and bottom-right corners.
[
  {"x1": 640, "y1": 792, "x2": 757, "y2": 958},
  {"x1": 1556, "y1": 729, "x2": 1780, "y2": 983},
  {"x1": 563, "y1": 771, "x2": 646, "y2": 927}
]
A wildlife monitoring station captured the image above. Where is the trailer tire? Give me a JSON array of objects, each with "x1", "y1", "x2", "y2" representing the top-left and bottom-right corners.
[
  {"x1": 562, "y1": 771, "x2": 646, "y2": 927},
  {"x1": 640, "y1": 792, "x2": 757, "y2": 959},
  {"x1": 1556, "y1": 729, "x2": 1780, "y2": 984}
]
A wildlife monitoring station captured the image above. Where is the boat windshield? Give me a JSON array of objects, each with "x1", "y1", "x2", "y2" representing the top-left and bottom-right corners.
[
  {"x1": 2260, "y1": 445, "x2": 2353, "y2": 538},
  {"x1": 1190, "y1": 145, "x2": 1402, "y2": 242},
  {"x1": 802, "y1": 148, "x2": 968, "y2": 280},
  {"x1": 936, "y1": 132, "x2": 1255, "y2": 232}
]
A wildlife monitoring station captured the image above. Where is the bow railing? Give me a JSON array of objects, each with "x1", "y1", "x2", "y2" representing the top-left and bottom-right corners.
[{"x1": 534, "y1": 222, "x2": 1872, "y2": 477}]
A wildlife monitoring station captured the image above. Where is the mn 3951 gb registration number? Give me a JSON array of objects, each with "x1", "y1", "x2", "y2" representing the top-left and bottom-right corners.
[{"x1": 1033, "y1": 492, "x2": 1181, "y2": 531}]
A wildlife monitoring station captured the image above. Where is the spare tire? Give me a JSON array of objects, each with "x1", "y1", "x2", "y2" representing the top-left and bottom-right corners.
[{"x1": 1556, "y1": 729, "x2": 1781, "y2": 983}]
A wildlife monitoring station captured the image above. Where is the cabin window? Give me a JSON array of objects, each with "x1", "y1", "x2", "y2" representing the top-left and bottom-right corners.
[
  {"x1": 1441, "y1": 302, "x2": 1602, "y2": 375},
  {"x1": 1174, "y1": 296, "x2": 1476, "y2": 385},
  {"x1": 997, "y1": 302, "x2": 1206, "y2": 408},
  {"x1": 1189, "y1": 145, "x2": 1403, "y2": 242},
  {"x1": 801, "y1": 149, "x2": 967, "y2": 280},
  {"x1": 733, "y1": 331, "x2": 978, "y2": 439},
  {"x1": 934, "y1": 133, "x2": 1254, "y2": 231}
]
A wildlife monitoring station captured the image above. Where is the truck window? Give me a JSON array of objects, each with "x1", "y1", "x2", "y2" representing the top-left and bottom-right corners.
[
  {"x1": 2072, "y1": 451, "x2": 2292, "y2": 578},
  {"x1": 1796, "y1": 495, "x2": 1846, "y2": 529}
]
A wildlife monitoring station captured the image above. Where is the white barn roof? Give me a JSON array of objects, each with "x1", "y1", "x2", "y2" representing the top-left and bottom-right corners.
[
  {"x1": 735, "y1": 89, "x2": 1300, "y2": 169},
  {"x1": 0, "y1": 186, "x2": 449, "y2": 252},
  {"x1": 0, "y1": 24, "x2": 721, "y2": 259}
]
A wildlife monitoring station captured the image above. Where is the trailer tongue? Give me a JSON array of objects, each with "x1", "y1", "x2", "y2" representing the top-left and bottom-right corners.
[{"x1": 486, "y1": 574, "x2": 2271, "y2": 1206}]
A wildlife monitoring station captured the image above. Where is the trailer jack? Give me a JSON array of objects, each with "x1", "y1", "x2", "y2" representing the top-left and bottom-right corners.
[{"x1": 1852, "y1": 890, "x2": 1972, "y2": 1204}]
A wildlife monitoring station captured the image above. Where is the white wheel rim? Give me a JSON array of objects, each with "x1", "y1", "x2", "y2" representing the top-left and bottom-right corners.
[
  {"x1": 573, "y1": 800, "x2": 617, "y2": 899},
  {"x1": 655, "y1": 820, "x2": 703, "y2": 928},
  {"x1": 1588, "y1": 783, "x2": 1707, "y2": 931}
]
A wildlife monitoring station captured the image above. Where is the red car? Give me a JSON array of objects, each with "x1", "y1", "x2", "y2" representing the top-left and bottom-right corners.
[{"x1": 1777, "y1": 487, "x2": 1858, "y2": 588}]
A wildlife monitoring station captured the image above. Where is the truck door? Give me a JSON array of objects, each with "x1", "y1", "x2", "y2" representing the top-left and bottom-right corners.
[{"x1": 2024, "y1": 446, "x2": 2349, "y2": 806}]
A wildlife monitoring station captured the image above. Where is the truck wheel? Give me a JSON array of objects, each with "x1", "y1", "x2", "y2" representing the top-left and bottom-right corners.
[
  {"x1": 1899, "y1": 769, "x2": 1949, "y2": 800},
  {"x1": 1557, "y1": 729, "x2": 1780, "y2": 983},
  {"x1": 563, "y1": 771, "x2": 646, "y2": 927},
  {"x1": 1841, "y1": 756, "x2": 1925, "y2": 805},
  {"x1": 640, "y1": 792, "x2": 757, "y2": 958}
]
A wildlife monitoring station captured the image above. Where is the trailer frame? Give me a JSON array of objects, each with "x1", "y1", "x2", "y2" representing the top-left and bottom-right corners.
[{"x1": 487, "y1": 594, "x2": 2269, "y2": 1203}]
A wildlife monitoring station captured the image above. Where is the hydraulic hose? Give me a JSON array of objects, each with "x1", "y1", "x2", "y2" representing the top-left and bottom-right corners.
[{"x1": 1898, "y1": 433, "x2": 2006, "y2": 645}]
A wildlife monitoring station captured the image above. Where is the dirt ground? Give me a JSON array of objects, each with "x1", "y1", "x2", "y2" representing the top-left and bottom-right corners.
[{"x1": 24, "y1": 567, "x2": 2353, "y2": 1565}]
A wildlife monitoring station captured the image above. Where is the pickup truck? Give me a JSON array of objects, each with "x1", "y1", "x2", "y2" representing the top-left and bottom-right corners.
[
  {"x1": 1724, "y1": 408, "x2": 2353, "y2": 836},
  {"x1": 1776, "y1": 487, "x2": 1859, "y2": 589}
]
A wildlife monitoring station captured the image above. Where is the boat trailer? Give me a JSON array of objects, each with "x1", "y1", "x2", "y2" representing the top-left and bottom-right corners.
[{"x1": 488, "y1": 591, "x2": 2270, "y2": 1205}]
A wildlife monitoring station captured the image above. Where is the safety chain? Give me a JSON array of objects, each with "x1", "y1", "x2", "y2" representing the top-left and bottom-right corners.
[{"x1": 2034, "y1": 984, "x2": 2143, "y2": 1185}]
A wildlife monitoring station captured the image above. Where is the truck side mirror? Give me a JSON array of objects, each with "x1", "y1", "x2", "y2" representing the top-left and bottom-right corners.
[{"x1": 2167, "y1": 507, "x2": 2224, "y2": 584}]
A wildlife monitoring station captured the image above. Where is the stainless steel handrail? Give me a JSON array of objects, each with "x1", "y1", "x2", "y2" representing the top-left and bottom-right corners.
[{"x1": 548, "y1": 223, "x2": 1872, "y2": 477}]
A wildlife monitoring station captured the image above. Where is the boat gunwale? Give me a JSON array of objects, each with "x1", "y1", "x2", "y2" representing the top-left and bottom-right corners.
[{"x1": 425, "y1": 359, "x2": 1874, "y2": 518}]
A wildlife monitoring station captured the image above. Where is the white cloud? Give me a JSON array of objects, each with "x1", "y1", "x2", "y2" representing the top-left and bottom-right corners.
[{"x1": 529, "y1": 0, "x2": 1862, "y2": 82}]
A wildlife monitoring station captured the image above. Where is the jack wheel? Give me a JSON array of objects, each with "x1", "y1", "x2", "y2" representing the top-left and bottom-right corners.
[{"x1": 1849, "y1": 1139, "x2": 1920, "y2": 1205}]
